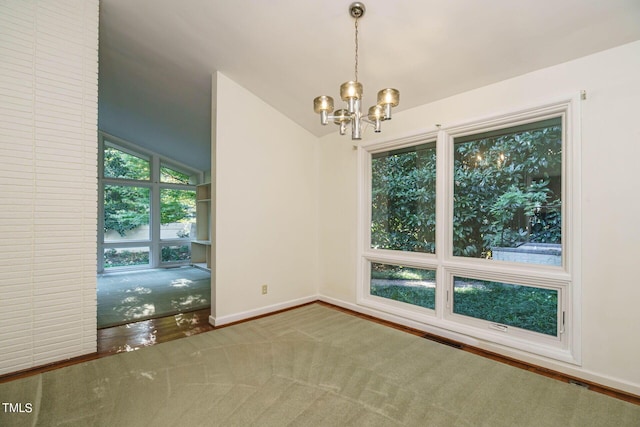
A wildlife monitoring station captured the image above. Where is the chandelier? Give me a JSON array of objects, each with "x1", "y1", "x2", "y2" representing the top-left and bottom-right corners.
[{"x1": 313, "y1": 2, "x2": 399, "y2": 140}]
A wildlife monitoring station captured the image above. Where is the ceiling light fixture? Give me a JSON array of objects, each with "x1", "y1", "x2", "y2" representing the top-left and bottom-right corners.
[{"x1": 313, "y1": 2, "x2": 399, "y2": 140}]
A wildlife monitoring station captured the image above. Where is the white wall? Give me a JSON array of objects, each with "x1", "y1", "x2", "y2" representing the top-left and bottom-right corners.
[
  {"x1": 0, "y1": 0, "x2": 99, "y2": 374},
  {"x1": 213, "y1": 72, "x2": 319, "y2": 324},
  {"x1": 318, "y1": 41, "x2": 640, "y2": 395}
]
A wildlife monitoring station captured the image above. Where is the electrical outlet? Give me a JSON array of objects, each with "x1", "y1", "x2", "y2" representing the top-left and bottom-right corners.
[{"x1": 261, "y1": 284, "x2": 268, "y2": 295}]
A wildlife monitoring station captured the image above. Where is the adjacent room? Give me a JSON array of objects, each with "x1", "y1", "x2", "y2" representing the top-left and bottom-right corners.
[
  {"x1": 95, "y1": 134, "x2": 212, "y2": 332},
  {"x1": 1, "y1": 0, "x2": 640, "y2": 424}
]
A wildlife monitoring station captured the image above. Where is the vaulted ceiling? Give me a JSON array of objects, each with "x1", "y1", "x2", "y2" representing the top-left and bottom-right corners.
[{"x1": 98, "y1": 0, "x2": 640, "y2": 171}]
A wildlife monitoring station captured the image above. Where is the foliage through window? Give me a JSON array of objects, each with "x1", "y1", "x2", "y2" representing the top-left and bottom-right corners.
[
  {"x1": 99, "y1": 136, "x2": 201, "y2": 271},
  {"x1": 453, "y1": 118, "x2": 562, "y2": 265},
  {"x1": 453, "y1": 276, "x2": 558, "y2": 336},
  {"x1": 371, "y1": 142, "x2": 436, "y2": 253},
  {"x1": 103, "y1": 145, "x2": 150, "y2": 180},
  {"x1": 104, "y1": 185, "x2": 150, "y2": 239},
  {"x1": 160, "y1": 189, "x2": 196, "y2": 240},
  {"x1": 104, "y1": 247, "x2": 150, "y2": 269},
  {"x1": 370, "y1": 262, "x2": 435, "y2": 309},
  {"x1": 361, "y1": 104, "x2": 576, "y2": 361},
  {"x1": 161, "y1": 245, "x2": 191, "y2": 263},
  {"x1": 161, "y1": 164, "x2": 193, "y2": 184}
]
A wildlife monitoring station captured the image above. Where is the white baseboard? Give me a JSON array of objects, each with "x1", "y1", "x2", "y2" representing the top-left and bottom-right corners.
[
  {"x1": 318, "y1": 295, "x2": 480, "y2": 347},
  {"x1": 210, "y1": 295, "x2": 318, "y2": 327},
  {"x1": 205, "y1": 293, "x2": 639, "y2": 397},
  {"x1": 318, "y1": 295, "x2": 640, "y2": 397}
]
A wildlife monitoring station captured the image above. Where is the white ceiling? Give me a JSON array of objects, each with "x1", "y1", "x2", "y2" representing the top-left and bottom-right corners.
[{"x1": 98, "y1": 0, "x2": 640, "y2": 171}]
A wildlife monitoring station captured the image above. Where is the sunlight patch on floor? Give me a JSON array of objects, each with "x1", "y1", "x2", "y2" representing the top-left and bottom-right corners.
[{"x1": 170, "y1": 278, "x2": 192, "y2": 288}]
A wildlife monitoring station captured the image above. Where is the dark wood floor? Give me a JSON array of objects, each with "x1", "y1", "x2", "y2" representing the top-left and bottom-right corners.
[
  {"x1": 0, "y1": 308, "x2": 215, "y2": 384},
  {"x1": 97, "y1": 307, "x2": 214, "y2": 355}
]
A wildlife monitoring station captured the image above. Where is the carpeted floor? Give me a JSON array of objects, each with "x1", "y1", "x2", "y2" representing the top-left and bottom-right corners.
[
  {"x1": 97, "y1": 266, "x2": 211, "y2": 328},
  {"x1": 1, "y1": 303, "x2": 638, "y2": 426}
]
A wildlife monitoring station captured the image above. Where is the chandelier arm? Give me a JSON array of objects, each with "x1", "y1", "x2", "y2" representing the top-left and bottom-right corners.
[{"x1": 326, "y1": 113, "x2": 355, "y2": 120}]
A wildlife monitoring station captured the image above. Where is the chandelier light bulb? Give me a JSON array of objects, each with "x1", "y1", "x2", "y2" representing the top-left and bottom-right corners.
[
  {"x1": 377, "y1": 88, "x2": 400, "y2": 107},
  {"x1": 340, "y1": 81, "x2": 363, "y2": 101},
  {"x1": 314, "y1": 95, "x2": 334, "y2": 125},
  {"x1": 367, "y1": 104, "x2": 383, "y2": 120},
  {"x1": 377, "y1": 88, "x2": 400, "y2": 120},
  {"x1": 368, "y1": 105, "x2": 384, "y2": 132},
  {"x1": 313, "y1": 95, "x2": 334, "y2": 113}
]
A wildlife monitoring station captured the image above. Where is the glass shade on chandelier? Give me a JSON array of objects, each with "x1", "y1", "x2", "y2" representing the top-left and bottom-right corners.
[{"x1": 312, "y1": 2, "x2": 399, "y2": 140}]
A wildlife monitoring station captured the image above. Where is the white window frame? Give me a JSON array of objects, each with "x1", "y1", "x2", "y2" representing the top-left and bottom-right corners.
[
  {"x1": 98, "y1": 132, "x2": 203, "y2": 272},
  {"x1": 357, "y1": 95, "x2": 581, "y2": 364}
]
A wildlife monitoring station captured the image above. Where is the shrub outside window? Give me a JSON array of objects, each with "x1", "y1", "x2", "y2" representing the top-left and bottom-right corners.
[
  {"x1": 371, "y1": 142, "x2": 436, "y2": 253},
  {"x1": 452, "y1": 276, "x2": 558, "y2": 336},
  {"x1": 453, "y1": 118, "x2": 562, "y2": 266},
  {"x1": 370, "y1": 262, "x2": 436, "y2": 310},
  {"x1": 103, "y1": 144, "x2": 150, "y2": 180},
  {"x1": 359, "y1": 99, "x2": 580, "y2": 363}
]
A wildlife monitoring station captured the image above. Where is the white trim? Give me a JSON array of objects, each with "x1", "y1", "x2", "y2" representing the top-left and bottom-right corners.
[
  {"x1": 356, "y1": 94, "x2": 582, "y2": 365},
  {"x1": 355, "y1": 145, "x2": 368, "y2": 306},
  {"x1": 359, "y1": 130, "x2": 439, "y2": 153},
  {"x1": 324, "y1": 294, "x2": 571, "y2": 362},
  {"x1": 356, "y1": 131, "x2": 439, "y2": 308},
  {"x1": 210, "y1": 295, "x2": 318, "y2": 327},
  {"x1": 319, "y1": 295, "x2": 480, "y2": 346},
  {"x1": 204, "y1": 294, "x2": 634, "y2": 395},
  {"x1": 318, "y1": 295, "x2": 639, "y2": 397},
  {"x1": 567, "y1": 92, "x2": 583, "y2": 366},
  {"x1": 356, "y1": 291, "x2": 576, "y2": 363},
  {"x1": 436, "y1": 95, "x2": 578, "y2": 137}
]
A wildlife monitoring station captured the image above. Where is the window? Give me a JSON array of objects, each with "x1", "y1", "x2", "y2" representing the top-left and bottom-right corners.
[
  {"x1": 452, "y1": 276, "x2": 558, "y2": 336},
  {"x1": 453, "y1": 118, "x2": 562, "y2": 265},
  {"x1": 160, "y1": 244, "x2": 191, "y2": 263},
  {"x1": 98, "y1": 134, "x2": 202, "y2": 272},
  {"x1": 160, "y1": 188, "x2": 196, "y2": 240},
  {"x1": 104, "y1": 144, "x2": 150, "y2": 180},
  {"x1": 371, "y1": 143, "x2": 436, "y2": 253},
  {"x1": 161, "y1": 163, "x2": 195, "y2": 184},
  {"x1": 104, "y1": 247, "x2": 150, "y2": 269},
  {"x1": 104, "y1": 185, "x2": 151, "y2": 241},
  {"x1": 370, "y1": 262, "x2": 436, "y2": 310},
  {"x1": 359, "y1": 98, "x2": 580, "y2": 363}
]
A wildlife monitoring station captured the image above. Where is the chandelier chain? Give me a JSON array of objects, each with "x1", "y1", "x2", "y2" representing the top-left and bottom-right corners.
[{"x1": 354, "y1": 17, "x2": 359, "y2": 82}]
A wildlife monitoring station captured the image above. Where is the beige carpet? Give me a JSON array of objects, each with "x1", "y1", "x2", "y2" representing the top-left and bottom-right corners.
[{"x1": 0, "y1": 304, "x2": 638, "y2": 426}]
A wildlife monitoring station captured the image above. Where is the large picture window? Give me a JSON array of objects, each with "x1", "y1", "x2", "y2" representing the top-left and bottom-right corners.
[
  {"x1": 359, "y1": 99, "x2": 580, "y2": 363},
  {"x1": 98, "y1": 134, "x2": 201, "y2": 272},
  {"x1": 371, "y1": 143, "x2": 436, "y2": 253},
  {"x1": 453, "y1": 118, "x2": 562, "y2": 265}
]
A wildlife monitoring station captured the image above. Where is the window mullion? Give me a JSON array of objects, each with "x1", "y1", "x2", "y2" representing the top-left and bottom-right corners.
[
  {"x1": 150, "y1": 155, "x2": 161, "y2": 268},
  {"x1": 435, "y1": 129, "x2": 450, "y2": 319}
]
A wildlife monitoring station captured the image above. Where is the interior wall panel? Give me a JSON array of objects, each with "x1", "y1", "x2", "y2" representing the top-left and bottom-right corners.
[{"x1": 0, "y1": 0, "x2": 99, "y2": 374}]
